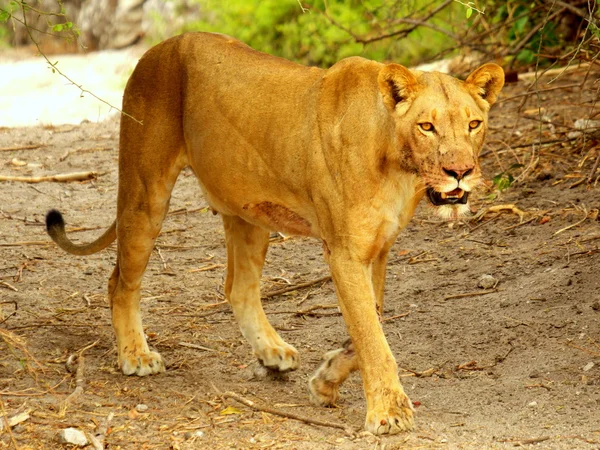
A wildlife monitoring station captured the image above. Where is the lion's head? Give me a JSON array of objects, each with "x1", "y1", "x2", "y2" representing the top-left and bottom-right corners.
[{"x1": 379, "y1": 63, "x2": 505, "y2": 219}]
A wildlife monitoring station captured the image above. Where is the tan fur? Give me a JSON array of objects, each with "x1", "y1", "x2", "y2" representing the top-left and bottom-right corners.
[{"x1": 45, "y1": 32, "x2": 503, "y2": 435}]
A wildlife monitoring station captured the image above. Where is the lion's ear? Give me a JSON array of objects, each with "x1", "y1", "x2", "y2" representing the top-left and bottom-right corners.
[
  {"x1": 378, "y1": 64, "x2": 418, "y2": 112},
  {"x1": 465, "y1": 63, "x2": 505, "y2": 107}
]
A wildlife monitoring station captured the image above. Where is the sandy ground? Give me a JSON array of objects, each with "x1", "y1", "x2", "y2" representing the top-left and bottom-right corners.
[
  {"x1": 0, "y1": 52, "x2": 599, "y2": 449},
  {"x1": 0, "y1": 47, "x2": 144, "y2": 127}
]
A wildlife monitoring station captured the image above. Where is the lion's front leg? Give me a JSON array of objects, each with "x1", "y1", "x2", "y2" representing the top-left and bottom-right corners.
[
  {"x1": 223, "y1": 215, "x2": 299, "y2": 372},
  {"x1": 324, "y1": 248, "x2": 413, "y2": 435}
]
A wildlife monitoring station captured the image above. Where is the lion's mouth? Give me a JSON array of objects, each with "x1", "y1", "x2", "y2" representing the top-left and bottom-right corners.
[{"x1": 426, "y1": 187, "x2": 469, "y2": 206}]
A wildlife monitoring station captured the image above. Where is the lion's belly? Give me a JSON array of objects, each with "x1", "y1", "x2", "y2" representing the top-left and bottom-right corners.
[{"x1": 192, "y1": 169, "x2": 319, "y2": 238}]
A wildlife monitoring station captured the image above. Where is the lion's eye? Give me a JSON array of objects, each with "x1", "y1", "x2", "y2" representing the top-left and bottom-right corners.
[
  {"x1": 469, "y1": 120, "x2": 482, "y2": 130},
  {"x1": 419, "y1": 122, "x2": 435, "y2": 132}
]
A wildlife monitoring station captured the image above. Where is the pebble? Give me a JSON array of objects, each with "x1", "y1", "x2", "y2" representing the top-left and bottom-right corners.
[
  {"x1": 592, "y1": 301, "x2": 600, "y2": 311},
  {"x1": 527, "y1": 401, "x2": 538, "y2": 408},
  {"x1": 184, "y1": 430, "x2": 204, "y2": 440},
  {"x1": 478, "y1": 274, "x2": 497, "y2": 289},
  {"x1": 583, "y1": 362, "x2": 595, "y2": 372},
  {"x1": 253, "y1": 364, "x2": 269, "y2": 379},
  {"x1": 135, "y1": 403, "x2": 149, "y2": 412},
  {"x1": 57, "y1": 428, "x2": 88, "y2": 446}
]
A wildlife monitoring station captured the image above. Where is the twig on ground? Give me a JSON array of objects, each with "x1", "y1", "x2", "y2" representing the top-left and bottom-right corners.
[
  {"x1": 0, "y1": 171, "x2": 100, "y2": 183},
  {"x1": 211, "y1": 383, "x2": 353, "y2": 434},
  {"x1": 0, "y1": 397, "x2": 19, "y2": 449},
  {"x1": 89, "y1": 411, "x2": 114, "y2": 450},
  {"x1": 503, "y1": 215, "x2": 540, "y2": 231},
  {"x1": 269, "y1": 304, "x2": 340, "y2": 317},
  {"x1": 61, "y1": 340, "x2": 99, "y2": 412},
  {"x1": 189, "y1": 263, "x2": 225, "y2": 273},
  {"x1": 399, "y1": 361, "x2": 446, "y2": 378},
  {"x1": 497, "y1": 436, "x2": 551, "y2": 445},
  {"x1": 0, "y1": 301, "x2": 18, "y2": 325},
  {"x1": 381, "y1": 312, "x2": 410, "y2": 323},
  {"x1": 472, "y1": 204, "x2": 525, "y2": 222},
  {"x1": 0, "y1": 281, "x2": 18, "y2": 292},
  {"x1": 0, "y1": 144, "x2": 44, "y2": 152},
  {"x1": 553, "y1": 206, "x2": 589, "y2": 236},
  {"x1": 262, "y1": 275, "x2": 331, "y2": 299},
  {"x1": 0, "y1": 241, "x2": 52, "y2": 247},
  {"x1": 179, "y1": 342, "x2": 218, "y2": 352},
  {"x1": 587, "y1": 153, "x2": 600, "y2": 183},
  {"x1": 444, "y1": 289, "x2": 498, "y2": 300}
]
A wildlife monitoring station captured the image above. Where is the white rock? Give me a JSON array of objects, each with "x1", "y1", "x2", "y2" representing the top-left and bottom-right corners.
[
  {"x1": 57, "y1": 428, "x2": 88, "y2": 446},
  {"x1": 528, "y1": 401, "x2": 538, "y2": 408},
  {"x1": 478, "y1": 274, "x2": 497, "y2": 289},
  {"x1": 574, "y1": 119, "x2": 600, "y2": 130},
  {"x1": 583, "y1": 362, "x2": 595, "y2": 372},
  {"x1": 135, "y1": 403, "x2": 148, "y2": 412}
]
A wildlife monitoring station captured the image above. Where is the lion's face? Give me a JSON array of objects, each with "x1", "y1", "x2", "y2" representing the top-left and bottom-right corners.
[{"x1": 378, "y1": 63, "x2": 504, "y2": 219}]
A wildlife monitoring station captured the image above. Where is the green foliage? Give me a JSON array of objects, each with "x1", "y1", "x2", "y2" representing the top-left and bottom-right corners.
[
  {"x1": 182, "y1": 0, "x2": 461, "y2": 67},
  {"x1": 492, "y1": 164, "x2": 524, "y2": 192},
  {"x1": 484, "y1": 0, "x2": 563, "y2": 67}
]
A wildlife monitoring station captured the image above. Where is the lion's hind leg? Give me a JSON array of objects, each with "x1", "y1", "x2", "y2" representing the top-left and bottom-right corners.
[
  {"x1": 309, "y1": 339, "x2": 358, "y2": 406},
  {"x1": 223, "y1": 215, "x2": 299, "y2": 372}
]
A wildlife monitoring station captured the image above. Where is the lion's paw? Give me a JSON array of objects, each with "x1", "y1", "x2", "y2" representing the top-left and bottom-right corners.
[
  {"x1": 120, "y1": 350, "x2": 165, "y2": 376},
  {"x1": 255, "y1": 341, "x2": 299, "y2": 372},
  {"x1": 308, "y1": 373, "x2": 339, "y2": 407},
  {"x1": 364, "y1": 392, "x2": 414, "y2": 435},
  {"x1": 308, "y1": 344, "x2": 357, "y2": 406}
]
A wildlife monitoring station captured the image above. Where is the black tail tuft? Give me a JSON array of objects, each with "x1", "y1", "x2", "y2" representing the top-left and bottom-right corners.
[{"x1": 46, "y1": 209, "x2": 65, "y2": 234}]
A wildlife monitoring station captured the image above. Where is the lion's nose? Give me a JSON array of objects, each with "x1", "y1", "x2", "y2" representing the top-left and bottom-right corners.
[{"x1": 443, "y1": 167, "x2": 473, "y2": 181}]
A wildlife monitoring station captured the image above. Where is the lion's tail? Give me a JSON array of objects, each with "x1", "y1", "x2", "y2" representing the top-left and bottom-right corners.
[{"x1": 45, "y1": 209, "x2": 116, "y2": 256}]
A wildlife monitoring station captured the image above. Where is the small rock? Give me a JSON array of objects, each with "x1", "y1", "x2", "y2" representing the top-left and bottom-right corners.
[
  {"x1": 253, "y1": 364, "x2": 269, "y2": 379},
  {"x1": 527, "y1": 401, "x2": 538, "y2": 408},
  {"x1": 57, "y1": 428, "x2": 88, "y2": 447},
  {"x1": 478, "y1": 274, "x2": 497, "y2": 289},
  {"x1": 184, "y1": 430, "x2": 204, "y2": 440},
  {"x1": 591, "y1": 301, "x2": 600, "y2": 311},
  {"x1": 529, "y1": 370, "x2": 541, "y2": 379},
  {"x1": 135, "y1": 403, "x2": 148, "y2": 412},
  {"x1": 574, "y1": 118, "x2": 600, "y2": 130},
  {"x1": 583, "y1": 362, "x2": 595, "y2": 372}
]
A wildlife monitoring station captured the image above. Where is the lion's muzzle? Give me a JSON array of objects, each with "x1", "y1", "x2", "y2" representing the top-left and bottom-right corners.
[{"x1": 426, "y1": 187, "x2": 469, "y2": 206}]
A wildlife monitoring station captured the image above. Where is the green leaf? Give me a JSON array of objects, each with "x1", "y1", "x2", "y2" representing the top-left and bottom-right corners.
[
  {"x1": 513, "y1": 16, "x2": 529, "y2": 35},
  {"x1": 516, "y1": 49, "x2": 535, "y2": 64},
  {"x1": 466, "y1": 7, "x2": 473, "y2": 19},
  {"x1": 52, "y1": 23, "x2": 64, "y2": 32},
  {"x1": 0, "y1": 10, "x2": 10, "y2": 22}
]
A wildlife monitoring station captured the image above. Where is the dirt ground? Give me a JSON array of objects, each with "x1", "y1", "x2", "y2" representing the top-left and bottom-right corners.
[{"x1": 0, "y1": 63, "x2": 599, "y2": 450}]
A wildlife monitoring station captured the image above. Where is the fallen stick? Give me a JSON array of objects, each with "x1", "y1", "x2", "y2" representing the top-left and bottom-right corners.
[
  {"x1": 0, "y1": 144, "x2": 43, "y2": 152},
  {"x1": 211, "y1": 384, "x2": 353, "y2": 434},
  {"x1": 497, "y1": 436, "x2": 550, "y2": 445},
  {"x1": 262, "y1": 275, "x2": 331, "y2": 299},
  {"x1": 444, "y1": 289, "x2": 498, "y2": 300},
  {"x1": 0, "y1": 241, "x2": 52, "y2": 247},
  {"x1": 89, "y1": 411, "x2": 114, "y2": 450},
  {"x1": 473, "y1": 204, "x2": 525, "y2": 222},
  {"x1": 0, "y1": 281, "x2": 18, "y2": 292},
  {"x1": 189, "y1": 263, "x2": 225, "y2": 273},
  {"x1": 0, "y1": 171, "x2": 99, "y2": 183},
  {"x1": 61, "y1": 340, "x2": 99, "y2": 411},
  {"x1": 381, "y1": 312, "x2": 410, "y2": 323},
  {"x1": 179, "y1": 341, "x2": 217, "y2": 352},
  {"x1": 554, "y1": 207, "x2": 589, "y2": 236},
  {"x1": 269, "y1": 304, "x2": 340, "y2": 317},
  {"x1": 0, "y1": 397, "x2": 19, "y2": 449}
]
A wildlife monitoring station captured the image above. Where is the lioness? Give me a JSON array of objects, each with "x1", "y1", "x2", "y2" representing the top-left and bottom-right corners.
[{"x1": 46, "y1": 32, "x2": 504, "y2": 434}]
